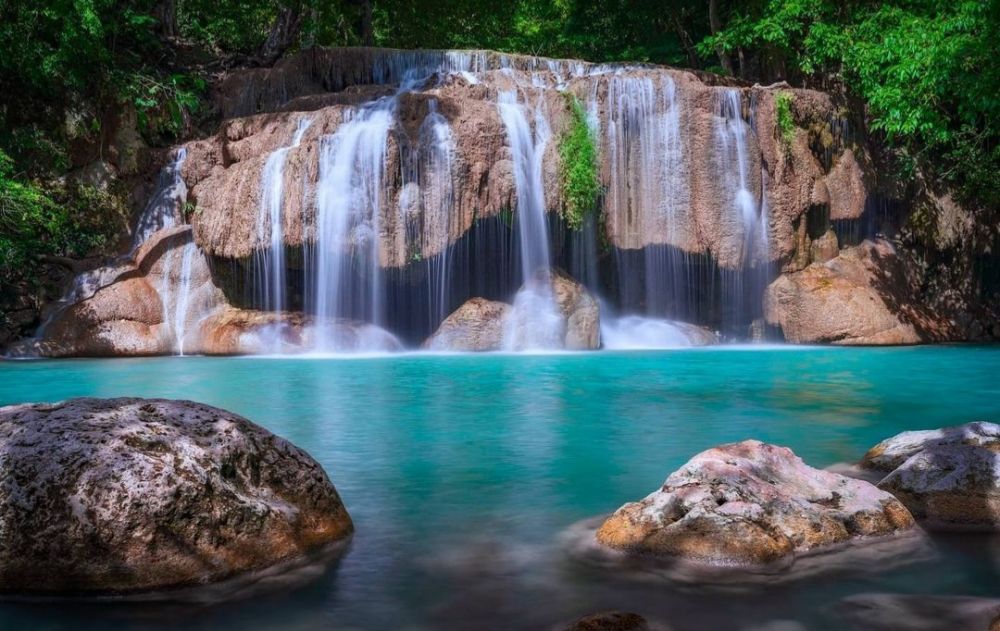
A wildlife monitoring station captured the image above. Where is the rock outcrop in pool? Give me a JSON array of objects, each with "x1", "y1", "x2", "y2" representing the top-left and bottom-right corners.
[
  {"x1": 596, "y1": 440, "x2": 915, "y2": 566},
  {"x1": 862, "y1": 421, "x2": 1000, "y2": 531},
  {"x1": 0, "y1": 397, "x2": 353, "y2": 594}
]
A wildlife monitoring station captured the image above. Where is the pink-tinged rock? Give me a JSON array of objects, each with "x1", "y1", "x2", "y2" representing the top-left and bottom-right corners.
[
  {"x1": 862, "y1": 421, "x2": 1000, "y2": 531},
  {"x1": 596, "y1": 440, "x2": 914, "y2": 566}
]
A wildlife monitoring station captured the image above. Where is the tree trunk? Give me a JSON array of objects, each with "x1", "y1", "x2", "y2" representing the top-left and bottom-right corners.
[
  {"x1": 258, "y1": 4, "x2": 304, "y2": 65},
  {"x1": 154, "y1": 0, "x2": 178, "y2": 38},
  {"x1": 360, "y1": 0, "x2": 374, "y2": 46},
  {"x1": 708, "y1": 0, "x2": 734, "y2": 76},
  {"x1": 671, "y1": 14, "x2": 700, "y2": 70}
]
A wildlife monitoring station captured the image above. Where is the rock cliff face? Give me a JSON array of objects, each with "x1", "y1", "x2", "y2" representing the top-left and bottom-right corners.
[
  {"x1": 10, "y1": 46, "x2": 992, "y2": 356},
  {"x1": 185, "y1": 50, "x2": 862, "y2": 274}
]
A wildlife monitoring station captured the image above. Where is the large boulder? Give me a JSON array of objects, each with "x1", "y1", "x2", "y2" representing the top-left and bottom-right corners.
[
  {"x1": 0, "y1": 398, "x2": 353, "y2": 593},
  {"x1": 596, "y1": 440, "x2": 914, "y2": 566},
  {"x1": 764, "y1": 240, "x2": 922, "y2": 345},
  {"x1": 861, "y1": 422, "x2": 1000, "y2": 531},
  {"x1": 423, "y1": 298, "x2": 511, "y2": 351}
]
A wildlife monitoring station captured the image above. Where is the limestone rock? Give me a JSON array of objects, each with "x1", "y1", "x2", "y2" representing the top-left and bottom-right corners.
[
  {"x1": 596, "y1": 440, "x2": 914, "y2": 566},
  {"x1": 551, "y1": 272, "x2": 601, "y2": 350},
  {"x1": 423, "y1": 298, "x2": 511, "y2": 351},
  {"x1": 33, "y1": 226, "x2": 225, "y2": 357},
  {"x1": 502, "y1": 271, "x2": 601, "y2": 351},
  {"x1": 191, "y1": 48, "x2": 862, "y2": 273},
  {"x1": 825, "y1": 149, "x2": 868, "y2": 221},
  {"x1": 0, "y1": 398, "x2": 353, "y2": 593},
  {"x1": 199, "y1": 308, "x2": 403, "y2": 355},
  {"x1": 809, "y1": 229, "x2": 839, "y2": 264},
  {"x1": 861, "y1": 422, "x2": 1000, "y2": 531},
  {"x1": 764, "y1": 240, "x2": 922, "y2": 345}
]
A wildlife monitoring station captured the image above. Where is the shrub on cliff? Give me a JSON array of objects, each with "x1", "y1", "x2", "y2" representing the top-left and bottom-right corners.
[{"x1": 558, "y1": 94, "x2": 600, "y2": 231}]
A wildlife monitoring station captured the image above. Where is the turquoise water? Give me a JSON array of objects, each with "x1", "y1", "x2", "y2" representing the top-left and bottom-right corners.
[{"x1": 0, "y1": 346, "x2": 998, "y2": 629}]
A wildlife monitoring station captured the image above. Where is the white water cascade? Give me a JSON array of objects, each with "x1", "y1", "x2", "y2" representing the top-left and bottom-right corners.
[
  {"x1": 256, "y1": 117, "x2": 312, "y2": 314},
  {"x1": 496, "y1": 90, "x2": 563, "y2": 351},
  {"x1": 715, "y1": 89, "x2": 763, "y2": 264},
  {"x1": 132, "y1": 148, "x2": 188, "y2": 249},
  {"x1": 604, "y1": 74, "x2": 690, "y2": 317},
  {"x1": 170, "y1": 242, "x2": 196, "y2": 355},
  {"x1": 417, "y1": 100, "x2": 457, "y2": 326},
  {"x1": 310, "y1": 101, "x2": 393, "y2": 347}
]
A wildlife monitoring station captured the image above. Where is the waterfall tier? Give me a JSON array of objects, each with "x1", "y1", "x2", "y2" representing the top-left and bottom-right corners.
[{"x1": 20, "y1": 47, "x2": 916, "y2": 357}]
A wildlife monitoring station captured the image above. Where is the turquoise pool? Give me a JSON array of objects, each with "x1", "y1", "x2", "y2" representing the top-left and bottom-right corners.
[{"x1": 1, "y1": 346, "x2": 998, "y2": 629}]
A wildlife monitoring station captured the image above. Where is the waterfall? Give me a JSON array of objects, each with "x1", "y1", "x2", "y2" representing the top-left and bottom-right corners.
[
  {"x1": 133, "y1": 148, "x2": 188, "y2": 249},
  {"x1": 418, "y1": 100, "x2": 456, "y2": 326},
  {"x1": 309, "y1": 98, "x2": 395, "y2": 351},
  {"x1": 496, "y1": 90, "x2": 562, "y2": 350},
  {"x1": 172, "y1": 242, "x2": 196, "y2": 355},
  {"x1": 715, "y1": 89, "x2": 759, "y2": 264},
  {"x1": 714, "y1": 88, "x2": 769, "y2": 333},
  {"x1": 604, "y1": 74, "x2": 691, "y2": 319},
  {"x1": 255, "y1": 117, "x2": 312, "y2": 315}
]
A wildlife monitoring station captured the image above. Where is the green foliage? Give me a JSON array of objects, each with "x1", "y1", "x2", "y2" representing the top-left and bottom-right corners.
[
  {"x1": 702, "y1": 0, "x2": 1000, "y2": 208},
  {"x1": 775, "y1": 91, "x2": 796, "y2": 147},
  {"x1": 558, "y1": 94, "x2": 600, "y2": 231},
  {"x1": 0, "y1": 150, "x2": 125, "y2": 273}
]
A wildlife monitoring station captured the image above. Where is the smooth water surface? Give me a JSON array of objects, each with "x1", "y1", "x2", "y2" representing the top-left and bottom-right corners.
[{"x1": 1, "y1": 346, "x2": 998, "y2": 630}]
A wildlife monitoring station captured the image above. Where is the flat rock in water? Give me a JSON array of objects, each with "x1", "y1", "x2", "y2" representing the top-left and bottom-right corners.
[
  {"x1": 596, "y1": 440, "x2": 914, "y2": 567},
  {"x1": 861, "y1": 421, "x2": 1000, "y2": 530},
  {"x1": 0, "y1": 397, "x2": 353, "y2": 594}
]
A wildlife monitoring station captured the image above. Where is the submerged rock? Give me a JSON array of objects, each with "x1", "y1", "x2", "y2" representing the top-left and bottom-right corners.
[
  {"x1": 596, "y1": 440, "x2": 914, "y2": 567},
  {"x1": 0, "y1": 398, "x2": 353, "y2": 594},
  {"x1": 764, "y1": 240, "x2": 923, "y2": 345},
  {"x1": 861, "y1": 421, "x2": 1000, "y2": 531},
  {"x1": 423, "y1": 298, "x2": 511, "y2": 351},
  {"x1": 562, "y1": 611, "x2": 654, "y2": 631},
  {"x1": 835, "y1": 593, "x2": 1000, "y2": 631}
]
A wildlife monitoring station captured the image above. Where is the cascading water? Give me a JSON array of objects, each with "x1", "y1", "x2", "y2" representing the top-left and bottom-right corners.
[
  {"x1": 715, "y1": 89, "x2": 760, "y2": 264},
  {"x1": 171, "y1": 242, "x2": 196, "y2": 355},
  {"x1": 255, "y1": 117, "x2": 312, "y2": 315},
  {"x1": 133, "y1": 148, "x2": 188, "y2": 249},
  {"x1": 307, "y1": 70, "x2": 437, "y2": 352},
  {"x1": 598, "y1": 73, "x2": 706, "y2": 340},
  {"x1": 310, "y1": 101, "x2": 393, "y2": 349},
  {"x1": 714, "y1": 88, "x2": 770, "y2": 333},
  {"x1": 496, "y1": 90, "x2": 563, "y2": 350},
  {"x1": 417, "y1": 100, "x2": 457, "y2": 326}
]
